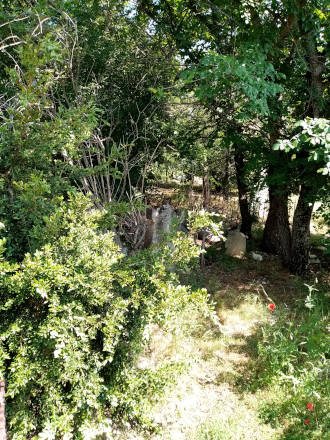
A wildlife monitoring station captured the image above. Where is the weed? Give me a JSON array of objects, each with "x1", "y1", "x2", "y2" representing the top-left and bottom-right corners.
[{"x1": 193, "y1": 419, "x2": 227, "y2": 440}]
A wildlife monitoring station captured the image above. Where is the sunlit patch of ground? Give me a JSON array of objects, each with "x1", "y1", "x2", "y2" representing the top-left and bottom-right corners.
[
  {"x1": 112, "y1": 251, "x2": 328, "y2": 440},
  {"x1": 112, "y1": 259, "x2": 298, "y2": 440}
]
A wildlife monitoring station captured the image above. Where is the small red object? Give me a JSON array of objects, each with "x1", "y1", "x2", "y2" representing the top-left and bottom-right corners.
[
  {"x1": 307, "y1": 403, "x2": 314, "y2": 411},
  {"x1": 304, "y1": 419, "x2": 310, "y2": 425},
  {"x1": 268, "y1": 303, "x2": 275, "y2": 311}
]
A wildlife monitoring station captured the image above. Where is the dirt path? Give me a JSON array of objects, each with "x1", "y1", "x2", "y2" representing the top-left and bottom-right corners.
[{"x1": 148, "y1": 293, "x2": 279, "y2": 440}]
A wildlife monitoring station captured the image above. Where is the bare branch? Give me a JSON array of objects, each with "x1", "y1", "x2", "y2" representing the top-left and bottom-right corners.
[
  {"x1": 32, "y1": 16, "x2": 51, "y2": 36},
  {"x1": 0, "y1": 16, "x2": 29, "y2": 28},
  {"x1": 0, "y1": 40, "x2": 24, "y2": 51}
]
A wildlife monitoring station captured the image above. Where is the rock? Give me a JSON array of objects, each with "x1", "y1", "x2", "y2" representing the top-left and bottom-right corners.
[
  {"x1": 309, "y1": 252, "x2": 321, "y2": 264},
  {"x1": 151, "y1": 204, "x2": 177, "y2": 245},
  {"x1": 251, "y1": 252, "x2": 263, "y2": 262},
  {"x1": 225, "y1": 230, "x2": 246, "y2": 258},
  {"x1": 198, "y1": 229, "x2": 222, "y2": 244},
  {"x1": 144, "y1": 217, "x2": 154, "y2": 249},
  {"x1": 143, "y1": 205, "x2": 179, "y2": 248},
  {"x1": 208, "y1": 235, "x2": 222, "y2": 244}
]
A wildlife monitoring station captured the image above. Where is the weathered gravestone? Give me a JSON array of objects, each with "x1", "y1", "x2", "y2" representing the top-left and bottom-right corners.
[
  {"x1": 225, "y1": 230, "x2": 247, "y2": 258},
  {"x1": 144, "y1": 205, "x2": 186, "y2": 248}
]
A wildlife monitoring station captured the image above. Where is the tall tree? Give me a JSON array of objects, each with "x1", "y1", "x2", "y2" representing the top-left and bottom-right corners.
[{"x1": 138, "y1": 0, "x2": 329, "y2": 273}]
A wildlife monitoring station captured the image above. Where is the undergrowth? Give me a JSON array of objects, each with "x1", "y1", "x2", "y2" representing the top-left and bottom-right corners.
[
  {"x1": 0, "y1": 194, "x2": 212, "y2": 439},
  {"x1": 184, "y1": 254, "x2": 329, "y2": 440},
  {"x1": 243, "y1": 283, "x2": 329, "y2": 439}
]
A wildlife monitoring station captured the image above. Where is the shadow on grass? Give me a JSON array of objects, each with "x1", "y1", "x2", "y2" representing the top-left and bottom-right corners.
[{"x1": 184, "y1": 238, "x2": 329, "y2": 440}]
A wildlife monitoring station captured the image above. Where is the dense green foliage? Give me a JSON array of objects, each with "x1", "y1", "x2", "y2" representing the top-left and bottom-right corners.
[
  {"x1": 0, "y1": 0, "x2": 328, "y2": 438},
  {"x1": 138, "y1": 0, "x2": 330, "y2": 272},
  {"x1": 0, "y1": 9, "x2": 99, "y2": 259},
  {"x1": 0, "y1": 194, "x2": 211, "y2": 438}
]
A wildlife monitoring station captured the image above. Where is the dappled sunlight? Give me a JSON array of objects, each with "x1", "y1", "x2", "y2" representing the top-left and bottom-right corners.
[
  {"x1": 111, "y1": 266, "x2": 286, "y2": 439},
  {"x1": 111, "y1": 253, "x2": 329, "y2": 439},
  {"x1": 0, "y1": 2, "x2": 328, "y2": 439}
]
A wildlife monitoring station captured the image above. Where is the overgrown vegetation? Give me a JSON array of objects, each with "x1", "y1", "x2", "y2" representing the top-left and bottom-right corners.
[
  {"x1": 178, "y1": 262, "x2": 329, "y2": 440},
  {"x1": 0, "y1": 1, "x2": 328, "y2": 439},
  {"x1": 249, "y1": 284, "x2": 329, "y2": 439},
  {"x1": 0, "y1": 194, "x2": 212, "y2": 438}
]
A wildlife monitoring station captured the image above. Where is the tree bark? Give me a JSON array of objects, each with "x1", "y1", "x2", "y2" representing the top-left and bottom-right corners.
[
  {"x1": 290, "y1": 185, "x2": 314, "y2": 274},
  {"x1": 289, "y1": 31, "x2": 325, "y2": 273},
  {"x1": 262, "y1": 185, "x2": 291, "y2": 265},
  {"x1": 234, "y1": 148, "x2": 253, "y2": 237},
  {"x1": 222, "y1": 146, "x2": 231, "y2": 201},
  {"x1": 261, "y1": 115, "x2": 292, "y2": 265}
]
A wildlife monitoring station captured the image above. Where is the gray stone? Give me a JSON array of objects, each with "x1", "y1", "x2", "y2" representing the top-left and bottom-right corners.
[
  {"x1": 225, "y1": 230, "x2": 246, "y2": 258},
  {"x1": 208, "y1": 235, "x2": 222, "y2": 244},
  {"x1": 251, "y1": 252, "x2": 263, "y2": 262}
]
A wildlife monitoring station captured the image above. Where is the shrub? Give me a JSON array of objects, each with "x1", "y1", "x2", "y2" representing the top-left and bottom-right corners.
[
  {"x1": 0, "y1": 30, "x2": 98, "y2": 260},
  {"x1": 0, "y1": 194, "x2": 209, "y2": 439}
]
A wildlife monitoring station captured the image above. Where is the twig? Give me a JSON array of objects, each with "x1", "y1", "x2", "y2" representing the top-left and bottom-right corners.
[{"x1": 258, "y1": 283, "x2": 275, "y2": 304}]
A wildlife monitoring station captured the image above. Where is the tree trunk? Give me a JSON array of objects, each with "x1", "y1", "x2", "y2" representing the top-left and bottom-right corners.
[
  {"x1": 261, "y1": 116, "x2": 292, "y2": 265},
  {"x1": 234, "y1": 148, "x2": 253, "y2": 237},
  {"x1": 262, "y1": 186, "x2": 291, "y2": 265},
  {"x1": 290, "y1": 185, "x2": 314, "y2": 274},
  {"x1": 289, "y1": 31, "x2": 324, "y2": 274},
  {"x1": 202, "y1": 175, "x2": 210, "y2": 209},
  {"x1": 221, "y1": 146, "x2": 231, "y2": 200}
]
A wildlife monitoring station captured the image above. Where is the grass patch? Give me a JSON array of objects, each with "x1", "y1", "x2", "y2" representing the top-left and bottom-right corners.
[
  {"x1": 204, "y1": 246, "x2": 245, "y2": 270},
  {"x1": 238, "y1": 284, "x2": 329, "y2": 439},
  {"x1": 114, "y1": 255, "x2": 329, "y2": 440},
  {"x1": 191, "y1": 398, "x2": 277, "y2": 440}
]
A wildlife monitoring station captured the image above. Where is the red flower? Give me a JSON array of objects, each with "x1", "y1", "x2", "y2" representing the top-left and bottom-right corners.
[
  {"x1": 304, "y1": 419, "x2": 310, "y2": 425},
  {"x1": 307, "y1": 403, "x2": 314, "y2": 411},
  {"x1": 268, "y1": 303, "x2": 275, "y2": 311}
]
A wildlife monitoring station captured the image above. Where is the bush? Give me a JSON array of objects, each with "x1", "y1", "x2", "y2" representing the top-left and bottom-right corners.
[
  {"x1": 0, "y1": 194, "x2": 209, "y2": 439},
  {"x1": 0, "y1": 30, "x2": 98, "y2": 260}
]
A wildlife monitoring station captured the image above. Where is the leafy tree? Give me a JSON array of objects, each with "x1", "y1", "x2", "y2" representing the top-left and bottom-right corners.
[
  {"x1": 50, "y1": 0, "x2": 179, "y2": 203},
  {"x1": 0, "y1": 15, "x2": 98, "y2": 258},
  {"x1": 138, "y1": 0, "x2": 330, "y2": 273}
]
